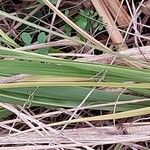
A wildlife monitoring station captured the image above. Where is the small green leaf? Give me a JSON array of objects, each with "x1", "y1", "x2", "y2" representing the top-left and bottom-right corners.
[
  {"x1": 80, "y1": 9, "x2": 84, "y2": 14},
  {"x1": 49, "y1": 48, "x2": 61, "y2": 53},
  {"x1": 93, "y1": 22, "x2": 99, "y2": 29},
  {"x1": 38, "y1": 32, "x2": 47, "y2": 43},
  {"x1": 21, "y1": 32, "x2": 32, "y2": 45},
  {"x1": 93, "y1": 12, "x2": 98, "y2": 17},
  {"x1": 38, "y1": 48, "x2": 49, "y2": 55},
  {"x1": 37, "y1": 32, "x2": 47, "y2": 55},
  {"x1": 85, "y1": 10, "x2": 90, "y2": 16},
  {"x1": 75, "y1": 16, "x2": 88, "y2": 30},
  {"x1": 65, "y1": 9, "x2": 69, "y2": 16},
  {"x1": 79, "y1": 34, "x2": 87, "y2": 42},
  {"x1": 64, "y1": 24, "x2": 72, "y2": 36},
  {"x1": 90, "y1": 10, "x2": 94, "y2": 15},
  {"x1": 98, "y1": 25, "x2": 104, "y2": 31},
  {"x1": 37, "y1": 0, "x2": 44, "y2": 4},
  {"x1": 37, "y1": 0, "x2": 57, "y2": 5},
  {"x1": 50, "y1": 0, "x2": 58, "y2": 4}
]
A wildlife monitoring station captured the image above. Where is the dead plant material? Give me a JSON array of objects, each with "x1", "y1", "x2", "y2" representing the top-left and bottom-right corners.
[
  {"x1": 91, "y1": 0, "x2": 127, "y2": 50},
  {"x1": 103, "y1": 0, "x2": 131, "y2": 28},
  {"x1": 77, "y1": 45, "x2": 150, "y2": 65},
  {"x1": 1, "y1": 125, "x2": 150, "y2": 145},
  {"x1": 141, "y1": 0, "x2": 150, "y2": 16}
]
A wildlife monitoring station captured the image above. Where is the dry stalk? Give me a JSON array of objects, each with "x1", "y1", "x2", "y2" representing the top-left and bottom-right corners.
[
  {"x1": 91, "y1": 0, "x2": 127, "y2": 50},
  {"x1": 104, "y1": 0, "x2": 131, "y2": 27}
]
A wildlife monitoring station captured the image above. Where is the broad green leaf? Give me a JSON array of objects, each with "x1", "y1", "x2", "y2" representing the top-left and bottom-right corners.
[{"x1": 0, "y1": 87, "x2": 145, "y2": 111}]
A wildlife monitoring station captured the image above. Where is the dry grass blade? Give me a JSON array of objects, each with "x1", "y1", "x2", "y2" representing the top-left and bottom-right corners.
[
  {"x1": 15, "y1": 38, "x2": 80, "y2": 51},
  {"x1": 104, "y1": 0, "x2": 131, "y2": 27},
  {"x1": 91, "y1": 0, "x2": 127, "y2": 49},
  {"x1": 1, "y1": 125, "x2": 150, "y2": 145},
  {"x1": 77, "y1": 45, "x2": 150, "y2": 66},
  {"x1": 3, "y1": 107, "x2": 149, "y2": 135}
]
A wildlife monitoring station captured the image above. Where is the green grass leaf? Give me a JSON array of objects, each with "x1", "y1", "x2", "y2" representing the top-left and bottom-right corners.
[
  {"x1": 0, "y1": 87, "x2": 145, "y2": 111},
  {"x1": 0, "y1": 29, "x2": 19, "y2": 48}
]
